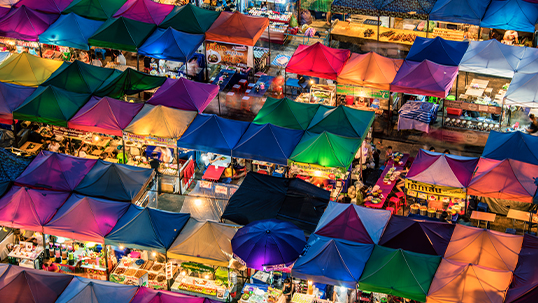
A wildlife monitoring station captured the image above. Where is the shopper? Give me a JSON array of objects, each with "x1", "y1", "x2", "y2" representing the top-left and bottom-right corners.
[
  {"x1": 42, "y1": 257, "x2": 59, "y2": 272},
  {"x1": 526, "y1": 114, "x2": 538, "y2": 134}
]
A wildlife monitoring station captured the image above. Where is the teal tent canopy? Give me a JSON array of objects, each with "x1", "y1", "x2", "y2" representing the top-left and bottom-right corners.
[
  {"x1": 159, "y1": 3, "x2": 220, "y2": 34},
  {"x1": 253, "y1": 97, "x2": 323, "y2": 130},
  {"x1": 63, "y1": 0, "x2": 128, "y2": 21},
  {"x1": 42, "y1": 60, "x2": 120, "y2": 94},
  {"x1": 290, "y1": 131, "x2": 362, "y2": 168},
  {"x1": 307, "y1": 106, "x2": 375, "y2": 139},
  {"x1": 88, "y1": 17, "x2": 156, "y2": 52},
  {"x1": 39, "y1": 13, "x2": 104, "y2": 50},
  {"x1": 95, "y1": 68, "x2": 165, "y2": 99}
]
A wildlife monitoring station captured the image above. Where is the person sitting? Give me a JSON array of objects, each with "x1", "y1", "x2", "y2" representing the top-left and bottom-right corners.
[
  {"x1": 457, "y1": 215, "x2": 472, "y2": 226},
  {"x1": 116, "y1": 51, "x2": 126, "y2": 65},
  {"x1": 526, "y1": 114, "x2": 538, "y2": 134},
  {"x1": 282, "y1": 278, "x2": 294, "y2": 302},
  {"x1": 443, "y1": 149, "x2": 451, "y2": 154},
  {"x1": 48, "y1": 140, "x2": 60, "y2": 153}
]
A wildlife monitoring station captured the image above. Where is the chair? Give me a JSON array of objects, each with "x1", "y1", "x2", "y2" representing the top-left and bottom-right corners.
[
  {"x1": 477, "y1": 202, "x2": 488, "y2": 212},
  {"x1": 257, "y1": 170, "x2": 268, "y2": 175}
]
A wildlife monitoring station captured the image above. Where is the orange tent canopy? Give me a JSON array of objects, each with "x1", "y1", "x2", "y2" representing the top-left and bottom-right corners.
[
  {"x1": 337, "y1": 52, "x2": 403, "y2": 90},
  {"x1": 205, "y1": 11, "x2": 269, "y2": 46}
]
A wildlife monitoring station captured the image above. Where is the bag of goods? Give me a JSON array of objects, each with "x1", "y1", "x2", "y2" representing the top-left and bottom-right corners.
[{"x1": 290, "y1": 15, "x2": 298, "y2": 28}]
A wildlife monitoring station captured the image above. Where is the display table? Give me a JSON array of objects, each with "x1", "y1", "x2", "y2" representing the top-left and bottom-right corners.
[
  {"x1": 239, "y1": 283, "x2": 285, "y2": 303},
  {"x1": 19, "y1": 141, "x2": 42, "y2": 154},
  {"x1": 248, "y1": 75, "x2": 274, "y2": 98},
  {"x1": 212, "y1": 70, "x2": 237, "y2": 91},
  {"x1": 364, "y1": 154, "x2": 409, "y2": 209},
  {"x1": 507, "y1": 209, "x2": 537, "y2": 231},
  {"x1": 172, "y1": 276, "x2": 229, "y2": 301},
  {"x1": 8, "y1": 244, "x2": 43, "y2": 269},
  {"x1": 331, "y1": 21, "x2": 426, "y2": 45},
  {"x1": 471, "y1": 211, "x2": 496, "y2": 229},
  {"x1": 203, "y1": 166, "x2": 226, "y2": 182},
  {"x1": 398, "y1": 116, "x2": 430, "y2": 133}
]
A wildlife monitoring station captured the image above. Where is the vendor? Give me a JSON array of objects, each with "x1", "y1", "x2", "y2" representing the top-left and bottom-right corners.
[
  {"x1": 48, "y1": 139, "x2": 60, "y2": 153},
  {"x1": 116, "y1": 51, "x2": 126, "y2": 65},
  {"x1": 150, "y1": 151, "x2": 161, "y2": 174},
  {"x1": 42, "y1": 257, "x2": 59, "y2": 272},
  {"x1": 186, "y1": 57, "x2": 200, "y2": 77},
  {"x1": 282, "y1": 278, "x2": 294, "y2": 302},
  {"x1": 502, "y1": 30, "x2": 519, "y2": 45},
  {"x1": 526, "y1": 114, "x2": 538, "y2": 134}
]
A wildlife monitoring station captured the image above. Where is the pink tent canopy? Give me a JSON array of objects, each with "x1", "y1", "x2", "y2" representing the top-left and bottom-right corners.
[
  {"x1": 390, "y1": 60, "x2": 459, "y2": 98},
  {"x1": 147, "y1": 77, "x2": 219, "y2": 113},
  {"x1": 68, "y1": 96, "x2": 144, "y2": 136},
  {"x1": 44, "y1": 194, "x2": 130, "y2": 243},
  {"x1": 15, "y1": 151, "x2": 97, "y2": 191},
  {"x1": 0, "y1": 186, "x2": 69, "y2": 231},
  {"x1": 285, "y1": 42, "x2": 350, "y2": 80},
  {"x1": 505, "y1": 234, "x2": 538, "y2": 303},
  {"x1": 444, "y1": 225, "x2": 523, "y2": 272},
  {"x1": 468, "y1": 158, "x2": 538, "y2": 203},
  {"x1": 113, "y1": 0, "x2": 173, "y2": 25},
  {"x1": 406, "y1": 149, "x2": 479, "y2": 188},
  {"x1": 0, "y1": 6, "x2": 59, "y2": 41},
  {"x1": 14, "y1": 0, "x2": 73, "y2": 14}
]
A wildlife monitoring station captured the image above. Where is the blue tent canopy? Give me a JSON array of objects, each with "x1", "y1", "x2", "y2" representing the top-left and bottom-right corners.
[
  {"x1": 514, "y1": 47, "x2": 538, "y2": 74},
  {"x1": 429, "y1": 0, "x2": 490, "y2": 25},
  {"x1": 56, "y1": 276, "x2": 138, "y2": 303},
  {"x1": 292, "y1": 235, "x2": 374, "y2": 288},
  {"x1": 504, "y1": 72, "x2": 538, "y2": 108},
  {"x1": 177, "y1": 114, "x2": 249, "y2": 155},
  {"x1": 406, "y1": 37, "x2": 469, "y2": 66},
  {"x1": 232, "y1": 123, "x2": 303, "y2": 165},
  {"x1": 481, "y1": 0, "x2": 538, "y2": 33},
  {"x1": 482, "y1": 131, "x2": 538, "y2": 166},
  {"x1": 459, "y1": 40, "x2": 525, "y2": 78},
  {"x1": 105, "y1": 204, "x2": 190, "y2": 252},
  {"x1": 74, "y1": 160, "x2": 154, "y2": 202},
  {"x1": 39, "y1": 13, "x2": 104, "y2": 51},
  {"x1": 138, "y1": 27, "x2": 204, "y2": 62}
]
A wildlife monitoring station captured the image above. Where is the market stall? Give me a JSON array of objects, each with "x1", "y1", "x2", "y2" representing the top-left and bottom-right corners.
[
  {"x1": 63, "y1": 0, "x2": 127, "y2": 21},
  {"x1": 482, "y1": 130, "x2": 538, "y2": 166},
  {"x1": 88, "y1": 17, "x2": 156, "y2": 53},
  {"x1": 159, "y1": 4, "x2": 221, "y2": 35},
  {"x1": 406, "y1": 36, "x2": 468, "y2": 66},
  {"x1": 459, "y1": 39, "x2": 523, "y2": 79},
  {"x1": 253, "y1": 97, "x2": 320, "y2": 130},
  {"x1": 113, "y1": 0, "x2": 173, "y2": 25},
  {"x1": 247, "y1": 8, "x2": 291, "y2": 45},
  {"x1": 0, "y1": 52, "x2": 63, "y2": 87},
  {"x1": 307, "y1": 105, "x2": 375, "y2": 140},
  {"x1": 363, "y1": 152, "x2": 409, "y2": 209},
  {"x1": 505, "y1": 234, "x2": 538, "y2": 303},
  {"x1": 148, "y1": 78, "x2": 218, "y2": 113},
  {"x1": 95, "y1": 68, "x2": 166, "y2": 99},
  {"x1": 38, "y1": 13, "x2": 104, "y2": 50},
  {"x1": 0, "y1": 5, "x2": 58, "y2": 42},
  {"x1": 180, "y1": 181, "x2": 238, "y2": 222},
  {"x1": 55, "y1": 276, "x2": 138, "y2": 302},
  {"x1": 391, "y1": 60, "x2": 458, "y2": 98}
]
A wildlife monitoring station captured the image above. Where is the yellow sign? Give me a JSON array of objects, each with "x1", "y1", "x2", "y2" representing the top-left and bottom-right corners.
[
  {"x1": 288, "y1": 161, "x2": 347, "y2": 180},
  {"x1": 404, "y1": 179, "x2": 466, "y2": 199}
]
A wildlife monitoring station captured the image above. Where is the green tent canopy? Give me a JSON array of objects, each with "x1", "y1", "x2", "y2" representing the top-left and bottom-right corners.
[
  {"x1": 307, "y1": 106, "x2": 375, "y2": 139},
  {"x1": 253, "y1": 97, "x2": 324, "y2": 130},
  {"x1": 290, "y1": 131, "x2": 361, "y2": 168},
  {"x1": 96, "y1": 67, "x2": 166, "y2": 99},
  {"x1": 358, "y1": 246, "x2": 441, "y2": 302},
  {"x1": 159, "y1": 3, "x2": 220, "y2": 34},
  {"x1": 63, "y1": 0, "x2": 128, "y2": 21},
  {"x1": 13, "y1": 86, "x2": 90, "y2": 127},
  {"x1": 42, "y1": 60, "x2": 121, "y2": 94},
  {"x1": 88, "y1": 17, "x2": 156, "y2": 52}
]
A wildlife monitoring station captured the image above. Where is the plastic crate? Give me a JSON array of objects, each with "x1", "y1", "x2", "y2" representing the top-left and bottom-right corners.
[{"x1": 446, "y1": 108, "x2": 462, "y2": 116}]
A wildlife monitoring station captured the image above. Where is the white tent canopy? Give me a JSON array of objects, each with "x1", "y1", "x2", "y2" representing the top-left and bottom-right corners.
[
  {"x1": 504, "y1": 72, "x2": 538, "y2": 108},
  {"x1": 459, "y1": 40, "x2": 525, "y2": 78}
]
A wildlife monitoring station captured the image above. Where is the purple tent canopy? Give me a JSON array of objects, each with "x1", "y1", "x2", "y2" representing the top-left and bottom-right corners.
[
  {"x1": 0, "y1": 264, "x2": 73, "y2": 303},
  {"x1": 147, "y1": 77, "x2": 219, "y2": 113},
  {"x1": 14, "y1": 0, "x2": 73, "y2": 13},
  {"x1": 15, "y1": 151, "x2": 97, "y2": 192},
  {"x1": 0, "y1": 6, "x2": 59, "y2": 41},
  {"x1": 0, "y1": 82, "x2": 35, "y2": 124},
  {"x1": 378, "y1": 215, "x2": 456, "y2": 256},
  {"x1": 390, "y1": 60, "x2": 459, "y2": 98},
  {"x1": 113, "y1": 0, "x2": 173, "y2": 25},
  {"x1": 505, "y1": 234, "x2": 538, "y2": 303}
]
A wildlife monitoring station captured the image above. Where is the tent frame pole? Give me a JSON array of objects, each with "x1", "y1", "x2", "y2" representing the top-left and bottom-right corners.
[
  {"x1": 455, "y1": 73, "x2": 459, "y2": 98},
  {"x1": 137, "y1": 52, "x2": 140, "y2": 71},
  {"x1": 501, "y1": 97, "x2": 505, "y2": 127},
  {"x1": 218, "y1": 93, "x2": 221, "y2": 115},
  {"x1": 166, "y1": 254, "x2": 171, "y2": 291},
  {"x1": 268, "y1": 25, "x2": 271, "y2": 68},
  {"x1": 176, "y1": 146, "x2": 180, "y2": 194},
  {"x1": 426, "y1": 17, "x2": 429, "y2": 38},
  {"x1": 38, "y1": 42, "x2": 43, "y2": 58},
  {"x1": 104, "y1": 245, "x2": 109, "y2": 281},
  {"x1": 12, "y1": 119, "x2": 18, "y2": 148},
  {"x1": 122, "y1": 136, "x2": 127, "y2": 164},
  {"x1": 387, "y1": 92, "x2": 391, "y2": 135},
  {"x1": 204, "y1": 42, "x2": 208, "y2": 82},
  {"x1": 377, "y1": 14, "x2": 380, "y2": 42}
]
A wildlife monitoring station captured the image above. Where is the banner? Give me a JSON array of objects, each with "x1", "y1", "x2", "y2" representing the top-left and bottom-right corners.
[
  {"x1": 123, "y1": 132, "x2": 176, "y2": 148},
  {"x1": 337, "y1": 84, "x2": 390, "y2": 99},
  {"x1": 206, "y1": 41, "x2": 253, "y2": 68},
  {"x1": 404, "y1": 179, "x2": 466, "y2": 199},
  {"x1": 288, "y1": 161, "x2": 348, "y2": 180},
  {"x1": 444, "y1": 100, "x2": 502, "y2": 115}
]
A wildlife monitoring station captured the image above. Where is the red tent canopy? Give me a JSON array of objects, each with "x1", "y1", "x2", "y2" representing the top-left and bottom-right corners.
[
  {"x1": 205, "y1": 11, "x2": 268, "y2": 46},
  {"x1": 285, "y1": 42, "x2": 350, "y2": 80}
]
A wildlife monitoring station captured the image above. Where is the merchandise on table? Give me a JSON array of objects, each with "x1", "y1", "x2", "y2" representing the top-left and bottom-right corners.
[
  {"x1": 7, "y1": 242, "x2": 43, "y2": 269},
  {"x1": 240, "y1": 283, "x2": 284, "y2": 303},
  {"x1": 295, "y1": 84, "x2": 336, "y2": 106},
  {"x1": 108, "y1": 255, "x2": 167, "y2": 287},
  {"x1": 171, "y1": 261, "x2": 234, "y2": 301}
]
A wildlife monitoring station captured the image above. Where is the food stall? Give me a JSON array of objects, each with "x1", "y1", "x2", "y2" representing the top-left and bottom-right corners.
[
  {"x1": 248, "y1": 8, "x2": 291, "y2": 45},
  {"x1": 7, "y1": 240, "x2": 43, "y2": 269},
  {"x1": 289, "y1": 161, "x2": 350, "y2": 201},
  {"x1": 239, "y1": 283, "x2": 285, "y2": 303},
  {"x1": 295, "y1": 84, "x2": 337, "y2": 106},
  {"x1": 109, "y1": 254, "x2": 171, "y2": 288}
]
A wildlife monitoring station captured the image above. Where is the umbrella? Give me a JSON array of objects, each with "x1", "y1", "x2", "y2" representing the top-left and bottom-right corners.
[{"x1": 231, "y1": 219, "x2": 306, "y2": 270}]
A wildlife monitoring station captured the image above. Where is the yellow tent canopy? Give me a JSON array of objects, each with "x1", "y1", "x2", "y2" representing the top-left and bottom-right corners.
[
  {"x1": 123, "y1": 104, "x2": 197, "y2": 139},
  {"x1": 337, "y1": 52, "x2": 403, "y2": 90},
  {"x1": 0, "y1": 53, "x2": 64, "y2": 87}
]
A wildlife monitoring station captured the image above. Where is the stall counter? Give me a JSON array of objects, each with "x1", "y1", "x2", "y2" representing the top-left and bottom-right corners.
[{"x1": 172, "y1": 276, "x2": 229, "y2": 301}]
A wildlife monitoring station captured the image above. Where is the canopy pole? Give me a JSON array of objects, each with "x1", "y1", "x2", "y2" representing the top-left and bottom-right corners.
[
  {"x1": 166, "y1": 254, "x2": 171, "y2": 291},
  {"x1": 268, "y1": 25, "x2": 271, "y2": 68},
  {"x1": 455, "y1": 73, "x2": 459, "y2": 97},
  {"x1": 284, "y1": 70, "x2": 287, "y2": 96},
  {"x1": 38, "y1": 42, "x2": 43, "y2": 58},
  {"x1": 218, "y1": 92, "x2": 221, "y2": 115},
  {"x1": 426, "y1": 17, "x2": 429, "y2": 38},
  {"x1": 478, "y1": 26, "x2": 482, "y2": 40},
  {"x1": 12, "y1": 119, "x2": 18, "y2": 148},
  {"x1": 359, "y1": 143, "x2": 363, "y2": 181},
  {"x1": 176, "y1": 146, "x2": 180, "y2": 194},
  {"x1": 377, "y1": 15, "x2": 380, "y2": 42},
  {"x1": 121, "y1": 135, "x2": 127, "y2": 164},
  {"x1": 501, "y1": 97, "x2": 505, "y2": 127},
  {"x1": 387, "y1": 92, "x2": 391, "y2": 135},
  {"x1": 204, "y1": 42, "x2": 208, "y2": 82},
  {"x1": 104, "y1": 245, "x2": 109, "y2": 281}
]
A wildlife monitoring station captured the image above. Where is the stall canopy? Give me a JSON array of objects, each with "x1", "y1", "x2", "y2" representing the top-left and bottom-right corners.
[
  {"x1": 74, "y1": 160, "x2": 154, "y2": 202},
  {"x1": 222, "y1": 172, "x2": 330, "y2": 233},
  {"x1": 253, "y1": 97, "x2": 321, "y2": 130},
  {"x1": 359, "y1": 246, "x2": 441, "y2": 302},
  {"x1": 504, "y1": 72, "x2": 538, "y2": 108},
  {"x1": 105, "y1": 204, "x2": 190, "y2": 253},
  {"x1": 0, "y1": 82, "x2": 35, "y2": 124},
  {"x1": 38, "y1": 13, "x2": 104, "y2": 51},
  {"x1": 56, "y1": 276, "x2": 138, "y2": 303},
  {"x1": 406, "y1": 149, "x2": 479, "y2": 189},
  {"x1": 459, "y1": 40, "x2": 525, "y2": 78},
  {"x1": 13, "y1": 85, "x2": 90, "y2": 127},
  {"x1": 314, "y1": 202, "x2": 391, "y2": 244},
  {"x1": 429, "y1": 0, "x2": 490, "y2": 25},
  {"x1": 427, "y1": 259, "x2": 514, "y2": 303},
  {"x1": 205, "y1": 11, "x2": 269, "y2": 46},
  {"x1": 307, "y1": 105, "x2": 375, "y2": 139},
  {"x1": 514, "y1": 47, "x2": 538, "y2": 74},
  {"x1": 68, "y1": 96, "x2": 144, "y2": 136},
  {"x1": 42, "y1": 60, "x2": 120, "y2": 94},
  {"x1": 505, "y1": 234, "x2": 538, "y2": 303},
  {"x1": 139, "y1": 28, "x2": 205, "y2": 64},
  {"x1": 123, "y1": 104, "x2": 197, "y2": 139},
  {"x1": 63, "y1": 0, "x2": 128, "y2": 21},
  {"x1": 378, "y1": 215, "x2": 455, "y2": 256},
  {"x1": 468, "y1": 158, "x2": 538, "y2": 203},
  {"x1": 177, "y1": 114, "x2": 249, "y2": 156},
  {"x1": 482, "y1": 131, "x2": 538, "y2": 166},
  {"x1": 43, "y1": 193, "x2": 130, "y2": 243},
  {"x1": 406, "y1": 37, "x2": 469, "y2": 66},
  {"x1": 15, "y1": 151, "x2": 96, "y2": 191},
  {"x1": 337, "y1": 52, "x2": 403, "y2": 90},
  {"x1": 0, "y1": 186, "x2": 69, "y2": 230},
  {"x1": 0, "y1": 264, "x2": 74, "y2": 303},
  {"x1": 95, "y1": 68, "x2": 166, "y2": 99},
  {"x1": 480, "y1": 0, "x2": 538, "y2": 33},
  {"x1": 113, "y1": 0, "x2": 173, "y2": 25},
  {"x1": 0, "y1": 6, "x2": 58, "y2": 41},
  {"x1": 147, "y1": 77, "x2": 218, "y2": 113},
  {"x1": 231, "y1": 123, "x2": 303, "y2": 166},
  {"x1": 292, "y1": 235, "x2": 374, "y2": 288},
  {"x1": 290, "y1": 131, "x2": 362, "y2": 168},
  {"x1": 88, "y1": 17, "x2": 156, "y2": 52},
  {"x1": 285, "y1": 42, "x2": 350, "y2": 80},
  {"x1": 0, "y1": 52, "x2": 63, "y2": 87},
  {"x1": 167, "y1": 219, "x2": 239, "y2": 266},
  {"x1": 131, "y1": 287, "x2": 209, "y2": 303},
  {"x1": 444, "y1": 225, "x2": 523, "y2": 272},
  {"x1": 14, "y1": 0, "x2": 71, "y2": 13},
  {"x1": 159, "y1": 3, "x2": 220, "y2": 34},
  {"x1": 390, "y1": 60, "x2": 458, "y2": 98}
]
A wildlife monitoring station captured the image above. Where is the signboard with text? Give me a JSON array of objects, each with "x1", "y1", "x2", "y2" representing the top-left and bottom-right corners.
[{"x1": 206, "y1": 41, "x2": 253, "y2": 68}]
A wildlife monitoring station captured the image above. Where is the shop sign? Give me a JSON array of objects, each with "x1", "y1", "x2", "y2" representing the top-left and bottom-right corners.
[
  {"x1": 288, "y1": 161, "x2": 347, "y2": 180},
  {"x1": 445, "y1": 100, "x2": 502, "y2": 115},
  {"x1": 214, "y1": 185, "x2": 227, "y2": 195},
  {"x1": 122, "y1": 132, "x2": 176, "y2": 148},
  {"x1": 404, "y1": 179, "x2": 466, "y2": 198},
  {"x1": 52, "y1": 126, "x2": 91, "y2": 138},
  {"x1": 336, "y1": 85, "x2": 390, "y2": 99},
  {"x1": 206, "y1": 41, "x2": 253, "y2": 68},
  {"x1": 0, "y1": 38, "x2": 39, "y2": 48},
  {"x1": 200, "y1": 180, "x2": 212, "y2": 189},
  {"x1": 263, "y1": 263, "x2": 288, "y2": 271}
]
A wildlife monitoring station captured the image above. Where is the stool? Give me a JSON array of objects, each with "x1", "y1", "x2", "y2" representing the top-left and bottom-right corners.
[
  {"x1": 477, "y1": 202, "x2": 488, "y2": 212},
  {"x1": 245, "y1": 89, "x2": 251, "y2": 95},
  {"x1": 226, "y1": 92, "x2": 236, "y2": 107},
  {"x1": 386, "y1": 207, "x2": 396, "y2": 215},
  {"x1": 247, "y1": 83, "x2": 255, "y2": 91},
  {"x1": 388, "y1": 197, "x2": 402, "y2": 215},
  {"x1": 241, "y1": 96, "x2": 251, "y2": 111},
  {"x1": 232, "y1": 84, "x2": 242, "y2": 94},
  {"x1": 238, "y1": 79, "x2": 248, "y2": 91},
  {"x1": 505, "y1": 228, "x2": 517, "y2": 234},
  {"x1": 395, "y1": 192, "x2": 407, "y2": 208}
]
